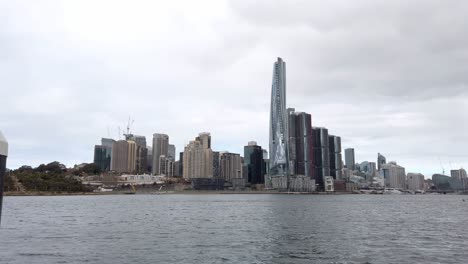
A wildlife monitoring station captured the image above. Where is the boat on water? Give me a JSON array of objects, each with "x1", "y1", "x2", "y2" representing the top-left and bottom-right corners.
[
  {"x1": 94, "y1": 186, "x2": 113, "y2": 193},
  {"x1": 383, "y1": 188, "x2": 403, "y2": 195}
]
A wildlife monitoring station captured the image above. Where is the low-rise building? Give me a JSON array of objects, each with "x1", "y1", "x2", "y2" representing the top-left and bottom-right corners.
[{"x1": 406, "y1": 173, "x2": 425, "y2": 191}]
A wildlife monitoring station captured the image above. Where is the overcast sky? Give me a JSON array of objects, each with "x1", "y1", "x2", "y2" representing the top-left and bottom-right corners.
[{"x1": 1, "y1": 0, "x2": 468, "y2": 176}]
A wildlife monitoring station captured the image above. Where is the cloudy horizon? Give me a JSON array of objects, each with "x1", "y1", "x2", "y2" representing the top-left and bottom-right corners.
[{"x1": 2, "y1": 0, "x2": 468, "y2": 177}]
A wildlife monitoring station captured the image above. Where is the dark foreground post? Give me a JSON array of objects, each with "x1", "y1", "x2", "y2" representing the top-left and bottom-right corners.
[{"x1": 0, "y1": 131, "x2": 8, "y2": 226}]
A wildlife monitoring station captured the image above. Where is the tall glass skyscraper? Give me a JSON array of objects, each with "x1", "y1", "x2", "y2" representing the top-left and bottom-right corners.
[{"x1": 269, "y1": 57, "x2": 289, "y2": 185}]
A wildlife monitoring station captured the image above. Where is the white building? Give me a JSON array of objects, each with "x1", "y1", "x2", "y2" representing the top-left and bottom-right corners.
[
  {"x1": 120, "y1": 174, "x2": 165, "y2": 185},
  {"x1": 380, "y1": 162, "x2": 406, "y2": 189},
  {"x1": 406, "y1": 173, "x2": 425, "y2": 191},
  {"x1": 324, "y1": 176, "x2": 334, "y2": 192},
  {"x1": 183, "y1": 133, "x2": 214, "y2": 179}
]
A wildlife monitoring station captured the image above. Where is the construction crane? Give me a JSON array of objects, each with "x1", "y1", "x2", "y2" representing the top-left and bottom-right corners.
[
  {"x1": 126, "y1": 116, "x2": 134, "y2": 135},
  {"x1": 123, "y1": 116, "x2": 135, "y2": 140},
  {"x1": 438, "y1": 157, "x2": 445, "y2": 175}
]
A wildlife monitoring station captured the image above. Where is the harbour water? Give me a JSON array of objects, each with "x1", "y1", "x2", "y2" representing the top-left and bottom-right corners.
[{"x1": 0, "y1": 194, "x2": 467, "y2": 263}]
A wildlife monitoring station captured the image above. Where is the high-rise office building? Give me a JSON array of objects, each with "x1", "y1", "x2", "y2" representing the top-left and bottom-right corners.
[
  {"x1": 407, "y1": 173, "x2": 425, "y2": 191},
  {"x1": 183, "y1": 133, "x2": 214, "y2": 179},
  {"x1": 328, "y1": 135, "x2": 342, "y2": 180},
  {"x1": 244, "y1": 141, "x2": 264, "y2": 184},
  {"x1": 312, "y1": 127, "x2": 330, "y2": 187},
  {"x1": 168, "y1": 144, "x2": 176, "y2": 161},
  {"x1": 220, "y1": 152, "x2": 242, "y2": 183},
  {"x1": 380, "y1": 162, "x2": 406, "y2": 189},
  {"x1": 152, "y1": 133, "x2": 169, "y2": 175},
  {"x1": 135, "y1": 145, "x2": 148, "y2": 174},
  {"x1": 196, "y1": 132, "x2": 211, "y2": 149},
  {"x1": 111, "y1": 140, "x2": 137, "y2": 173},
  {"x1": 288, "y1": 110, "x2": 313, "y2": 178},
  {"x1": 93, "y1": 145, "x2": 109, "y2": 171},
  {"x1": 212, "y1": 151, "x2": 220, "y2": 178},
  {"x1": 345, "y1": 148, "x2": 355, "y2": 171},
  {"x1": 94, "y1": 138, "x2": 115, "y2": 172},
  {"x1": 159, "y1": 155, "x2": 174, "y2": 176},
  {"x1": 127, "y1": 140, "x2": 137, "y2": 173},
  {"x1": 269, "y1": 57, "x2": 289, "y2": 189},
  {"x1": 146, "y1": 146, "x2": 153, "y2": 173},
  {"x1": 359, "y1": 161, "x2": 377, "y2": 181},
  {"x1": 94, "y1": 145, "x2": 112, "y2": 172},
  {"x1": 129, "y1": 135, "x2": 146, "y2": 149},
  {"x1": 179, "y1": 152, "x2": 184, "y2": 176},
  {"x1": 451, "y1": 168, "x2": 467, "y2": 180},
  {"x1": 377, "y1": 153, "x2": 386, "y2": 170}
]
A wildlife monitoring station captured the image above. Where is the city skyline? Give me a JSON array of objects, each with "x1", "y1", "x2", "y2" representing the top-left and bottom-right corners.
[{"x1": 2, "y1": 1, "x2": 468, "y2": 177}]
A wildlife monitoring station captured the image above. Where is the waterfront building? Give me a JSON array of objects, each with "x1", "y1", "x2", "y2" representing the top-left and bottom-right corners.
[
  {"x1": 111, "y1": 140, "x2": 128, "y2": 173},
  {"x1": 312, "y1": 127, "x2": 330, "y2": 188},
  {"x1": 269, "y1": 57, "x2": 289, "y2": 189},
  {"x1": 183, "y1": 133, "x2": 214, "y2": 179},
  {"x1": 432, "y1": 174, "x2": 463, "y2": 191},
  {"x1": 380, "y1": 162, "x2": 406, "y2": 189},
  {"x1": 127, "y1": 140, "x2": 137, "y2": 173},
  {"x1": 288, "y1": 110, "x2": 314, "y2": 178},
  {"x1": 94, "y1": 138, "x2": 115, "y2": 172},
  {"x1": 244, "y1": 141, "x2": 264, "y2": 184},
  {"x1": 406, "y1": 173, "x2": 425, "y2": 191},
  {"x1": 324, "y1": 176, "x2": 334, "y2": 192},
  {"x1": 450, "y1": 168, "x2": 467, "y2": 181},
  {"x1": 344, "y1": 148, "x2": 355, "y2": 171},
  {"x1": 220, "y1": 152, "x2": 242, "y2": 183},
  {"x1": 94, "y1": 145, "x2": 112, "y2": 172},
  {"x1": 152, "y1": 133, "x2": 169, "y2": 175},
  {"x1": 119, "y1": 174, "x2": 165, "y2": 185},
  {"x1": 135, "y1": 145, "x2": 148, "y2": 174},
  {"x1": 328, "y1": 135, "x2": 342, "y2": 180},
  {"x1": 158, "y1": 155, "x2": 174, "y2": 176},
  {"x1": 377, "y1": 153, "x2": 386, "y2": 170},
  {"x1": 212, "y1": 151, "x2": 220, "y2": 178}
]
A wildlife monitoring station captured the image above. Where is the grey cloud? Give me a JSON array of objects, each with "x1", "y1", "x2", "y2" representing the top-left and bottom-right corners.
[{"x1": 1, "y1": 0, "x2": 467, "y2": 177}]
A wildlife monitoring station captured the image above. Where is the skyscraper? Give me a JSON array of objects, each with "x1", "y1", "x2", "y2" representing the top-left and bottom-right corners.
[
  {"x1": 269, "y1": 57, "x2": 289, "y2": 189},
  {"x1": 124, "y1": 135, "x2": 148, "y2": 175},
  {"x1": 152, "y1": 133, "x2": 169, "y2": 175},
  {"x1": 407, "y1": 173, "x2": 425, "y2": 191},
  {"x1": 220, "y1": 152, "x2": 243, "y2": 183},
  {"x1": 244, "y1": 141, "x2": 264, "y2": 184},
  {"x1": 377, "y1": 153, "x2": 386, "y2": 170},
  {"x1": 345, "y1": 148, "x2": 355, "y2": 171},
  {"x1": 183, "y1": 133, "x2": 214, "y2": 179},
  {"x1": 168, "y1": 144, "x2": 176, "y2": 161},
  {"x1": 381, "y1": 162, "x2": 406, "y2": 189},
  {"x1": 312, "y1": 127, "x2": 330, "y2": 187},
  {"x1": 328, "y1": 135, "x2": 342, "y2": 180},
  {"x1": 111, "y1": 140, "x2": 134, "y2": 173},
  {"x1": 196, "y1": 132, "x2": 211, "y2": 149},
  {"x1": 288, "y1": 110, "x2": 314, "y2": 178},
  {"x1": 94, "y1": 145, "x2": 112, "y2": 172}
]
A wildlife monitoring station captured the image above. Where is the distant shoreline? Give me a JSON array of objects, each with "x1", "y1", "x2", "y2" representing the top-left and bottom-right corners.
[{"x1": 4, "y1": 190, "x2": 356, "y2": 196}]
